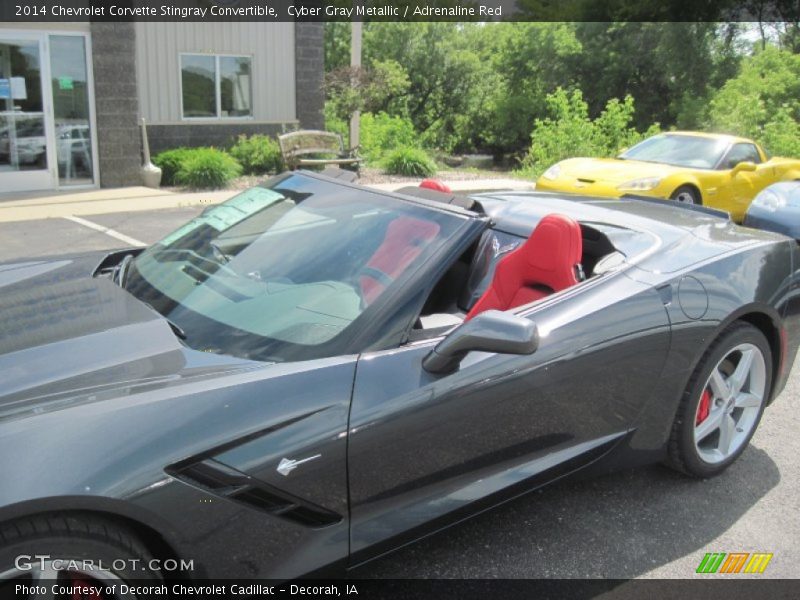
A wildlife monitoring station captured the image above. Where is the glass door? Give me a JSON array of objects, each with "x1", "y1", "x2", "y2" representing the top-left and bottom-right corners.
[
  {"x1": 0, "y1": 34, "x2": 55, "y2": 193},
  {"x1": 50, "y1": 35, "x2": 94, "y2": 187}
]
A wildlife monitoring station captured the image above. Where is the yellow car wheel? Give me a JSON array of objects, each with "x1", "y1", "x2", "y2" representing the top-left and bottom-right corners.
[{"x1": 670, "y1": 185, "x2": 701, "y2": 205}]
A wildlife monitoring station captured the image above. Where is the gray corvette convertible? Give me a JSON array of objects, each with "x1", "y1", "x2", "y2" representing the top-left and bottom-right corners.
[{"x1": 1, "y1": 170, "x2": 799, "y2": 588}]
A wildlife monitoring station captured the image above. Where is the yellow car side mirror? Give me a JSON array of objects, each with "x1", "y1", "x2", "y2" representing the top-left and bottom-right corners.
[{"x1": 732, "y1": 161, "x2": 757, "y2": 175}]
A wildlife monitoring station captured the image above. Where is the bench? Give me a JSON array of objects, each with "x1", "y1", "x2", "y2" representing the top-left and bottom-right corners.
[{"x1": 278, "y1": 130, "x2": 361, "y2": 172}]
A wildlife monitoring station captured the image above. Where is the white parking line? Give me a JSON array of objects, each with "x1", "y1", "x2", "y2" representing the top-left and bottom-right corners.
[{"x1": 63, "y1": 215, "x2": 147, "y2": 247}]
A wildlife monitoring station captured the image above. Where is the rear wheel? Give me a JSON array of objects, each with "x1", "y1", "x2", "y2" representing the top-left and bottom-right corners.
[
  {"x1": 670, "y1": 185, "x2": 701, "y2": 205},
  {"x1": 665, "y1": 322, "x2": 771, "y2": 478},
  {"x1": 0, "y1": 513, "x2": 162, "y2": 599}
]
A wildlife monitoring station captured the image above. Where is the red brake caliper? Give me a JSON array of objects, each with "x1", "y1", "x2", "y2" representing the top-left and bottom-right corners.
[{"x1": 696, "y1": 388, "x2": 712, "y2": 425}]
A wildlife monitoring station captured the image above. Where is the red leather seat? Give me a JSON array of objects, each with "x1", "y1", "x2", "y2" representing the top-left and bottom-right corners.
[
  {"x1": 466, "y1": 214, "x2": 583, "y2": 320},
  {"x1": 360, "y1": 216, "x2": 441, "y2": 305},
  {"x1": 420, "y1": 179, "x2": 452, "y2": 193}
]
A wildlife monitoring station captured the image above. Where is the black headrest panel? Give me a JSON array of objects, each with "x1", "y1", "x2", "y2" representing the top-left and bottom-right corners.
[{"x1": 395, "y1": 186, "x2": 477, "y2": 211}]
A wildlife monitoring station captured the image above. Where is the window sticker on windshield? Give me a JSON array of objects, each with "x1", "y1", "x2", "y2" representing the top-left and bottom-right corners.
[{"x1": 159, "y1": 188, "x2": 285, "y2": 246}]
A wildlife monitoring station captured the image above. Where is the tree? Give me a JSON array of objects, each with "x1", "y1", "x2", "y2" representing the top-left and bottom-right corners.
[
  {"x1": 708, "y1": 46, "x2": 800, "y2": 138},
  {"x1": 324, "y1": 22, "x2": 351, "y2": 72},
  {"x1": 571, "y1": 23, "x2": 736, "y2": 131},
  {"x1": 708, "y1": 46, "x2": 800, "y2": 156},
  {"x1": 324, "y1": 60, "x2": 410, "y2": 123},
  {"x1": 362, "y1": 22, "x2": 496, "y2": 152},
  {"x1": 480, "y1": 22, "x2": 581, "y2": 153}
]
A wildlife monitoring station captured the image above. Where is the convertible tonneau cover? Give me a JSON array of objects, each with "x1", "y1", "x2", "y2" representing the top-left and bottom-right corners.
[{"x1": 620, "y1": 193, "x2": 731, "y2": 221}]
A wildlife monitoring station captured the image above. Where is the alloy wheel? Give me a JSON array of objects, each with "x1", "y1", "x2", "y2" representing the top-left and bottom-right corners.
[
  {"x1": 693, "y1": 342, "x2": 766, "y2": 464},
  {"x1": 674, "y1": 190, "x2": 697, "y2": 204}
]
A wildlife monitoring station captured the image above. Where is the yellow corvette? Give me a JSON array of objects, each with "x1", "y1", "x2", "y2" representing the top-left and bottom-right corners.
[{"x1": 535, "y1": 132, "x2": 800, "y2": 222}]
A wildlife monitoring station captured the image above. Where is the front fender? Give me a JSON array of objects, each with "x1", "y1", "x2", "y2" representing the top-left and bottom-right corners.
[{"x1": 662, "y1": 175, "x2": 704, "y2": 201}]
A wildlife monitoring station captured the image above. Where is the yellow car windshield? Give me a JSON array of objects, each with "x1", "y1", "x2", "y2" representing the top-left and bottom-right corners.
[{"x1": 620, "y1": 134, "x2": 729, "y2": 169}]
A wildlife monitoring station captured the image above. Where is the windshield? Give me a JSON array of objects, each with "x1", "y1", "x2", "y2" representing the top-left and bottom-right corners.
[
  {"x1": 619, "y1": 134, "x2": 730, "y2": 169},
  {"x1": 124, "y1": 173, "x2": 465, "y2": 362}
]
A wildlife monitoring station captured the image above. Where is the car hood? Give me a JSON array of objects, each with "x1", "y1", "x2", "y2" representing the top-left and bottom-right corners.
[
  {"x1": 0, "y1": 257, "x2": 255, "y2": 419},
  {"x1": 554, "y1": 157, "x2": 684, "y2": 184}
]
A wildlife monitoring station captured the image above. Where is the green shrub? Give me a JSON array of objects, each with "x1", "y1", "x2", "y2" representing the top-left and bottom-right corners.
[
  {"x1": 175, "y1": 148, "x2": 242, "y2": 189},
  {"x1": 520, "y1": 88, "x2": 659, "y2": 178},
  {"x1": 152, "y1": 147, "x2": 193, "y2": 186},
  {"x1": 360, "y1": 112, "x2": 419, "y2": 163},
  {"x1": 229, "y1": 134, "x2": 283, "y2": 175},
  {"x1": 382, "y1": 146, "x2": 437, "y2": 177}
]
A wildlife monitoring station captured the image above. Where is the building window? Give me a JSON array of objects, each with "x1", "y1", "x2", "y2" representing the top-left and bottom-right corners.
[{"x1": 181, "y1": 54, "x2": 252, "y2": 119}]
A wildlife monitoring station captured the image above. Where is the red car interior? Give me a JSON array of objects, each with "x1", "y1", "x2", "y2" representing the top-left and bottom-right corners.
[
  {"x1": 360, "y1": 216, "x2": 441, "y2": 304},
  {"x1": 419, "y1": 179, "x2": 453, "y2": 194},
  {"x1": 466, "y1": 213, "x2": 583, "y2": 320}
]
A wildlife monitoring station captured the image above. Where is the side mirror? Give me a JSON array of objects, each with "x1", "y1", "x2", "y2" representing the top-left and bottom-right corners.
[
  {"x1": 422, "y1": 310, "x2": 539, "y2": 375},
  {"x1": 732, "y1": 161, "x2": 757, "y2": 175}
]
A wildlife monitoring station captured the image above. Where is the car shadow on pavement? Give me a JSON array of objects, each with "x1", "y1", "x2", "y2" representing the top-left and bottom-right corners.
[{"x1": 350, "y1": 445, "x2": 780, "y2": 579}]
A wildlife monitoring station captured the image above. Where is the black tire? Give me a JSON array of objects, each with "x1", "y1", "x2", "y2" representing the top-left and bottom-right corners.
[
  {"x1": 0, "y1": 513, "x2": 162, "y2": 596},
  {"x1": 664, "y1": 322, "x2": 772, "y2": 478},
  {"x1": 670, "y1": 185, "x2": 702, "y2": 205}
]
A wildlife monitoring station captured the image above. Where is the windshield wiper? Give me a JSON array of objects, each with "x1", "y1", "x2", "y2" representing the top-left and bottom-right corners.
[
  {"x1": 141, "y1": 301, "x2": 187, "y2": 340},
  {"x1": 165, "y1": 319, "x2": 188, "y2": 341}
]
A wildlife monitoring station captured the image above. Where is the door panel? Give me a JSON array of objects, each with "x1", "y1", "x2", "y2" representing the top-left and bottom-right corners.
[
  {"x1": 348, "y1": 275, "x2": 670, "y2": 556},
  {"x1": 50, "y1": 35, "x2": 94, "y2": 187},
  {"x1": 730, "y1": 168, "x2": 772, "y2": 217},
  {"x1": 0, "y1": 36, "x2": 54, "y2": 192}
]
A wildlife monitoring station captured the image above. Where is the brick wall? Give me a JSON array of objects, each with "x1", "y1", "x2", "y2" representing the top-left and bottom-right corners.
[
  {"x1": 295, "y1": 22, "x2": 325, "y2": 130},
  {"x1": 146, "y1": 123, "x2": 291, "y2": 156},
  {"x1": 90, "y1": 22, "x2": 141, "y2": 188}
]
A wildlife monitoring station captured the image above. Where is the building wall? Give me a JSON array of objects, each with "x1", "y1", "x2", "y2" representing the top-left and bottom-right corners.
[
  {"x1": 135, "y1": 22, "x2": 297, "y2": 125},
  {"x1": 134, "y1": 22, "x2": 308, "y2": 155},
  {"x1": 145, "y1": 122, "x2": 289, "y2": 155},
  {"x1": 90, "y1": 22, "x2": 142, "y2": 188},
  {"x1": 295, "y1": 22, "x2": 325, "y2": 130}
]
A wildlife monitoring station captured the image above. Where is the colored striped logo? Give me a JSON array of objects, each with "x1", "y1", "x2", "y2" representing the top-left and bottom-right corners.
[{"x1": 696, "y1": 552, "x2": 773, "y2": 574}]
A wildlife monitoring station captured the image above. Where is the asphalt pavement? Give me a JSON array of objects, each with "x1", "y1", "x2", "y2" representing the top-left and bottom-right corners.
[{"x1": 0, "y1": 204, "x2": 797, "y2": 579}]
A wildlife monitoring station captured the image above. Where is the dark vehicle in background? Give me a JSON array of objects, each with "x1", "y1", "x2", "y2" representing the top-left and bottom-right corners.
[
  {"x1": 744, "y1": 181, "x2": 800, "y2": 240},
  {"x1": 0, "y1": 171, "x2": 799, "y2": 590}
]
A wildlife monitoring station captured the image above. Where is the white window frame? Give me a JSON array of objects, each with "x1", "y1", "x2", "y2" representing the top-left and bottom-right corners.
[{"x1": 179, "y1": 52, "x2": 253, "y2": 121}]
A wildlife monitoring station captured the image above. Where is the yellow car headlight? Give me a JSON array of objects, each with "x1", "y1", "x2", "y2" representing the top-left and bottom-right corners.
[
  {"x1": 617, "y1": 177, "x2": 662, "y2": 191},
  {"x1": 541, "y1": 164, "x2": 561, "y2": 180}
]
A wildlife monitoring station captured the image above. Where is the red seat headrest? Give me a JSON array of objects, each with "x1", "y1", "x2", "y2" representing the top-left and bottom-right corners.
[{"x1": 420, "y1": 179, "x2": 452, "y2": 194}]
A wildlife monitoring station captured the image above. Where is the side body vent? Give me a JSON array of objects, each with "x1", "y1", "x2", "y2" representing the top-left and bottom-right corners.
[{"x1": 167, "y1": 459, "x2": 341, "y2": 528}]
